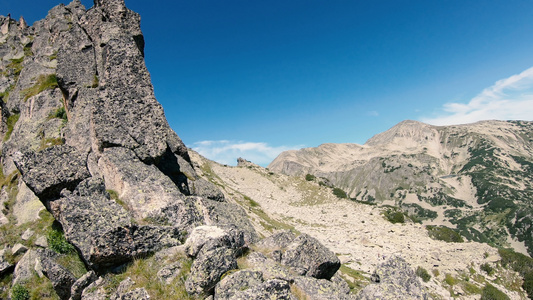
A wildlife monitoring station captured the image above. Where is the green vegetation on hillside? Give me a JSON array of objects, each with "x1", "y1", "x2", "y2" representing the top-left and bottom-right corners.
[
  {"x1": 498, "y1": 248, "x2": 533, "y2": 298},
  {"x1": 332, "y1": 187, "x2": 348, "y2": 199},
  {"x1": 3, "y1": 113, "x2": 20, "y2": 142},
  {"x1": 426, "y1": 225, "x2": 464, "y2": 243},
  {"x1": 21, "y1": 74, "x2": 58, "y2": 101}
]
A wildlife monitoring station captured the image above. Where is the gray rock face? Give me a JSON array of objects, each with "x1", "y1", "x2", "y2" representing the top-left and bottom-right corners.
[
  {"x1": 292, "y1": 276, "x2": 351, "y2": 300},
  {"x1": 57, "y1": 177, "x2": 182, "y2": 271},
  {"x1": 157, "y1": 262, "x2": 183, "y2": 284},
  {"x1": 14, "y1": 145, "x2": 90, "y2": 201},
  {"x1": 80, "y1": 277, "x2": 107, "y2": 300},
  {"x1": 38, "y1": 249, "x2": 78, "y2": 300},
  {"x1": 0, "y1": 249, "x2": 14, "y2": 276},
  {"x1": 245, "y1": 252, "x2": 293, "y2": 282},
  {"x1": 185, "y1": 246, "x2": 238, "y2": 296},
  {"x1": 11, "y1": 243, "x2": 27, "y2": 256},
  {"x1": 14, "y1": 249, "x2": 77, "y2": 299},
  {"x1": 355, "y1": 256, "x2": 428, "y2": 300},
  {"x1": 255, "y1": 230, "x2": 296, "y2": 250},
  {"x1": 90, "y1": 224, "x2": 182, "y2": 270},
  {"x1": 281, "y1": 233, "x2": 340, "y2": 280},
  {"x1": 184, "y1": 225, "x2": 246, "y2": 258},
  {"x1": 234, "y1": 279, "x2": 292, "y2": 300},
  {"x1": 98, "y1": 147, "x2": 187, "y2": 219},
  {"x1": 70, "y1": 270, "x2": 97, "y2": 300},
  {"x1": 214, "y1": 270, "x2": 264, "y2": 300}
]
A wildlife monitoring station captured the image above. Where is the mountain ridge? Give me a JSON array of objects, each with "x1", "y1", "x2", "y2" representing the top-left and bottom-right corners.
[{"x1": 270, "y1": 119, "x2": 533, "y2": 257}]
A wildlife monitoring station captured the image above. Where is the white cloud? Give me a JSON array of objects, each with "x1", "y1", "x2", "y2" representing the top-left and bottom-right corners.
[
  {"x1": 421, "y1": 66, "x2": 533, "y2": 125},
  {"x1": 367, "y1": 110, "x2": 379, "y2": 117},
  {"x1": 192, "y1": 140, "x2": 303, "y2": 167}
]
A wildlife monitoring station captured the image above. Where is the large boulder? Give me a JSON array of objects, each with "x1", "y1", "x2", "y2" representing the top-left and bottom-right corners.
[
  {"x1": 277, "y1": 233, "x2": 340, "y2": 280},
  {"x1": 14, "y1": 145, "x2": 90, "y2": 201},
  {"x1": 231, "y1": 279, "x2": 292, "y2": 300},
  {"x1": 56, "y1": 177, "x2": 182, "y2": 271},
  {"x1": 214, "y1": 270, "x2": 264, "y2": 300},
  {"x1": 70, "y1": 270, "x2": 97, "y2": 300},
  {"x1": 0, "y1": 249, "x2": 14, "y2": 276},
  {"x1": 13, "y1": 249, "x2": 77, "y2": 299},
  {"x1": 97, "y1": 147, "x2": 188, "y2": 219},
  {"x1": 292, "y1": 275, "x2": 351, "y2": 300},
  {"x1": 184, "y1": 225, "x2": 245, "y2": 258},
  {"x1": 185, "y1": 246, "x2": 238, "y2": 296},
  {"x1": 355, "y1": 256, "x2": 428, "y2": 300}
]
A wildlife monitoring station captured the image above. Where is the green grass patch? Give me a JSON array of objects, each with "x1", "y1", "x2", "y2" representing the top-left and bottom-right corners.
[
  {"x1": 416, "y1": 266, "x2": 431, "y2": 282},
  {"x1": 338, "y1": 264, "x2": 369, "y2": 294},
  {"x1": 103, "y1": 254, "x2": 198, "y2": 299},
  {"x1": 498, "y1": 248, "x2": 533, "y2": 298},
  {"x1": 47, "y1": 106, "x2": 67, "y2": 121},
  {"x1": 11, "y1": 284, "x2": 30, "y2": 300},
  {"x1": 463, "y1": 281, "x2": 482, "y2": 294},
  {"x1": 445, "y1": 273, "x2": 456, "y2": 286},
  {"x1": 481, "y1": 283, "x2": 510, "y2": 300},
  {"x1": 46, "y1": 223, "x2": 76, "y2": 254},
  {"x1": 21, "y1": 74, "x2": 58, "y2": 101},
  {"x1": 480, "y1": 263, "x2": 494, "y2": 276},
  {"x1": 383, "y1": 208, "x2": 406, "y2": 224},
  {"x1": 305, "y1": 174, "x2": 315, "y2": 181},
  {"x1": 4, "y1": 113, "x2": 20, "y2": 141},
  {"x1": 426, "y1": 225, "x2": 464, "y2": 243},
  {"x1": 332, "y1": 187, "x2": 348, "y2": 199}
]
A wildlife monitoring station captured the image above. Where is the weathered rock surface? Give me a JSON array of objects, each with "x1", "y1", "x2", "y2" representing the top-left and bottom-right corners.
[
  {"x1": 184, "y1": 225, "x2": 246, "y2": 258},
  {"x1": 156, "y1": 261, "x2": 183, "y2": 284},
  {"x1": 14, "y1": 145, "x2": 90, "y2": 200},
  {"x1": 215, "y1": 270, "x2": 264, "y2": 300},
  {"x1": 185, "y1": 246, "x2": 238, "y2": 296},
  {"x1": 0, "y1": 249, "x2": 14, "y2": 276},
  {"x1": 355, "y1": 256, "x2": 428, "y2": 300},
  {"x1": 232, "y1": 279, "x2": 292, "y2": 300},
  {"x1": 257, "y1": 231, "x2": 340, "y2": 280},
  {"x1": 80, "y1": 277, "x2": 107, "y2": 300},
  {"x1": 292, "y1": 276, "x2": 351, "y2": 300},
  {"x1": 14, "y1": 182, "x2": 44, "y2": 225},
  {"x1": 11, "y1": 243, "x2": 27, "y2": 256},
  {"x1": 70, "y1": 270, "x2": 97, "y2": 300},
  {"x1": 14, "y1": 249, "x2": 77, "y2": 299}
]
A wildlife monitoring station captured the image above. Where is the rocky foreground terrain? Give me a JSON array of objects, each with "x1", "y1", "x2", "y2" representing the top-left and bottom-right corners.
[{"x1": 0, "y1": 0, "x2": 532, "y2": 299}]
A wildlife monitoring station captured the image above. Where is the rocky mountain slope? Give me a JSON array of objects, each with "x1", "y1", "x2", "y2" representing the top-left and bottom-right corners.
[
  {"x1": 1, "y1": 1, "x2": 531, "y2": 299},
  {"x1": 270, "y1": 120, "x2": 533, "y2": 257},
  {"x1": 0, "y1": 1, "x2": 361, "y2": 299},
  {"x1": 190, "y1": 152, "x2": 531, "y2": 299}
]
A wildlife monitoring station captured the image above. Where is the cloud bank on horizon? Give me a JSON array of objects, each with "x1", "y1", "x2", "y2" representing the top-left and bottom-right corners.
[
  {"x1": 192, "y1": 140, "x2": 303, "y2": 167},
  {"x1": 421, "y1": 66, "x2": 533, "y2": 126}
]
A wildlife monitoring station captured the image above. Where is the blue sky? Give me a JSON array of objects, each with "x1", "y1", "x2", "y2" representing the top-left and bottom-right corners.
[{"x1": 3, "y1": 0, "x2": 533, "y2": 166}]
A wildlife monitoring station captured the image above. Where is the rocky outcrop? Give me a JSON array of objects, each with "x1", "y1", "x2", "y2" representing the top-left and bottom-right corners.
[
  {"x1": 13, "y1": 249, "x2": 77, "y2": 299},
  {"x1": 70, "y1": 271, "x2": 97, "y2": 300},
  {"x1": 1, "y1": 0, "x2": 256, "y2": 274},
  {"x1": 355, "y1": 256, "x2": 428, "y2": 300},
  {"x1": 256, "y1": 230, "x2": 340, "y2": 280},
  {"x1": 14, "y1": 145, "x2": 90, "y2": 201},
  {"x1": 0, "y1": 249, "x2": 14, "y2": 276},
  {"x1": 0, "y1": 1, "x2": 352, "y2": 299}
]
